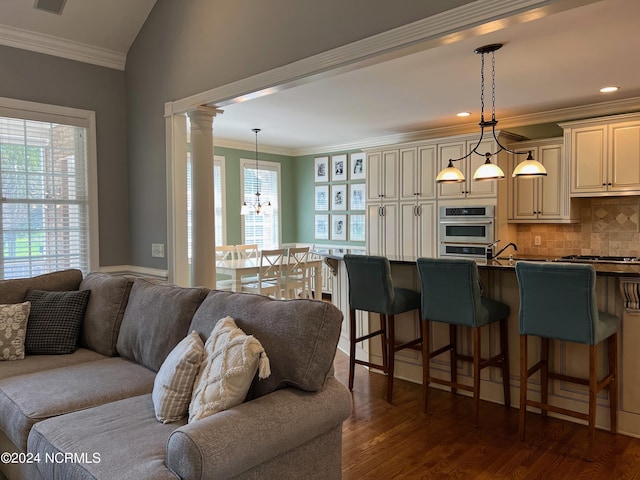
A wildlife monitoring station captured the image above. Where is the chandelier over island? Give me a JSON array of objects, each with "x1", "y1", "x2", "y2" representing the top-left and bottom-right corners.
[{"x1": 435, "y1": 43, "x2": 547, "y2": 184}]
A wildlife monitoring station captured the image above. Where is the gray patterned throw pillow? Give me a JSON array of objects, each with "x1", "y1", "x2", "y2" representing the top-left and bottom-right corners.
[
  {"x1": 0, "y1": 302, "x2": 31, "y2": 361},
  {"x1": 24, "y1": 289, "x2": 91, "y2": 355}
]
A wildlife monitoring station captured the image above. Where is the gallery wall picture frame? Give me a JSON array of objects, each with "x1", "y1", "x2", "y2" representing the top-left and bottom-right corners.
[
  {"x1": 350, "y1": 152, "x2": 366, "y2": 180},
  {"x1": 331, "y1": 214, "x2": 347, "y2": 241},
  {"x1": 314, "y1": 185, "x2": 329, "y2": 211},
  {"x1": 314, "y1": 214, "x2": 329, "y2": 240},
  {"x1": 331, "y1": 184, "x2": 347, "y2": 211},
  {"x1": 349, "y1": 183, "x2": 365, "y2": 211},
  {"x1": 349, "y1": 214, "x2": 365, "y2": 242},
  {"x1": 331, "y1": 154, "x2": 347, "y2": 182},
  {"x1": 314, "y1": 156, "x2": 329, "y2": 183}
]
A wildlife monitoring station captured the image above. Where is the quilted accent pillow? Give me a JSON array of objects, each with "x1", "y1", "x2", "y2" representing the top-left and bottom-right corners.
[
  {"x1": 189, "y1": 316, "x2": 271, "y2": 423},
  {"x1": 0, "y1": 302, "x2": 31, "y2": 361},
  {"x1": 24, "y1": 289, "x2": 91, "y2": 355},
  {"x1": 153, "y1": 331, "x2": 205, "y2": 424}
]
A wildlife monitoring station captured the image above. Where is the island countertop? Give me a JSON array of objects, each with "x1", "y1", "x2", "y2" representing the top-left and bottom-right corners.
[{"x1": 311, "y1": 249, "x2": 640, "y2": 277}]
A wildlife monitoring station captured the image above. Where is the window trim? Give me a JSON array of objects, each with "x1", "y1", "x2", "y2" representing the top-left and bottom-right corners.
[
  {"x1": 0, "y1": 96, "x2": 99, "y2": 274},
  {"x1": 240, "y1": 157, "x2": 281, "y2": 248}
]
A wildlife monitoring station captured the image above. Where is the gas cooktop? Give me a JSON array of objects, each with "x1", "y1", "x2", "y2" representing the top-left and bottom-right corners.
[{"x1": 560, "y1": 255, "x2": 640, "y2": 264}]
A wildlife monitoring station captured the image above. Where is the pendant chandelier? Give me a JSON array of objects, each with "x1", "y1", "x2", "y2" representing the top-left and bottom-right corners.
[
  {"x1": 435, "y1": 43, "x2": 547, "y2": 183},
  {"x1": 240, "y1": 128, "x2": 272, "y2": 216}
]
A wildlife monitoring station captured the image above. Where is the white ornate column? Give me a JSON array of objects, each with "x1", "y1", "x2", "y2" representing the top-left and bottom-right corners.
[{"x1": 187, "y1": 106, "x2": 223, "y2": 288}]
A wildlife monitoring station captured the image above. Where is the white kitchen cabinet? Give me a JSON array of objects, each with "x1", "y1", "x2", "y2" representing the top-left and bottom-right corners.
[
  {"x1": 508, "y1": 138, "x2": 577, "y2": 222},
  {"x1": 366, "y1": 149, "x2": 399, "y2": 202},
  {"x1": 366, "y1": 202, "x2": 398, "y2": 256},
  {"x1": 399, "y1": 201, "x2": 436, "y2": 258},
  {"x1": 399, "y1": 146, "x2": 436, "y2": 201},
  {"x1": 437, "y1": 137, "x2": 501, "y2": 200},
  {"x1": 562, "y1": 113, "x2": 640, "y2": 196}
]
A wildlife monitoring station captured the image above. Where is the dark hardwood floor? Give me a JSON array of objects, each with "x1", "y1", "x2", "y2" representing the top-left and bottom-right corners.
[{"x1": 333, "y1": 351, "x2": 640, "y2": 479}]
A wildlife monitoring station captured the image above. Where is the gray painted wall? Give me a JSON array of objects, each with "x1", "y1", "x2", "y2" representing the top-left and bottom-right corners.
[
  {"x1": 0, "y1": 45, "x2": 130, "y2": 267},
  {"x1": 125, "y1": 0, "x2": 474, "y2": 269}
]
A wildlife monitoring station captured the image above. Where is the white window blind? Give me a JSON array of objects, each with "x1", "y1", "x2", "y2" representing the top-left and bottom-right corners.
[
  {"x1": 0, "y1": 116, "x2": 89, "y2": 279},
  {"x1": 241, "y1": 159, "x2": 280, "y2": 249}
]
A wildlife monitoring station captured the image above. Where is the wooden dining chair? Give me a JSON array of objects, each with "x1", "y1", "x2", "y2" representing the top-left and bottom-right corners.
[
  {"x1": 280, "y1": 246, "x2": 311, "y2": 299},
  {"x1": 236, "y1": 244, "x2": 259, "y2": 260},
  {"x1": 241, "y1": 248, "x2": 285, "y2": 298},
  {"x1": 214, "y1": 245, "x2": 236, "y2": 291}
]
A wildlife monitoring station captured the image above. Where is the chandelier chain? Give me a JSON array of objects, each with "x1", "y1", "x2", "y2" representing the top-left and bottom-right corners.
[
  {"x1": 480, "y1": 51, "x2": 485, "y2": 123},
  {"x1": 491, "y1": 50, "x2": 496, "y2": 121}
]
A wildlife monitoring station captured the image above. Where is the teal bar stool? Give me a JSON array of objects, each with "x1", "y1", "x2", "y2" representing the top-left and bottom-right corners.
[
  {"x1": 343, "y1": 254, "x2": 422, "y2": 402},
  {"x1": 515, "y1": 261, "x2": 619, "y2": 460},
  {"x1": 416, "y1": 258, "x2": 510, "y2": 426}
]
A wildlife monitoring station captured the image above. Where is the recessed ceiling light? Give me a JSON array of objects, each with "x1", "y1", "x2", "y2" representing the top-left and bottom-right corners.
[
  {"x1": 457, "y1": 112, "x2": 471, "y2": 117},
  {"x1": 600, "y1": 86, "x2": 619, "y2": 93}
]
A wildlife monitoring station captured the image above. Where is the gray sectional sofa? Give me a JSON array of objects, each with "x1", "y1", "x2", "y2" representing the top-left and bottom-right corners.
[{"x1": 0, "y1": 269, "x2": 351, "y2": 480}]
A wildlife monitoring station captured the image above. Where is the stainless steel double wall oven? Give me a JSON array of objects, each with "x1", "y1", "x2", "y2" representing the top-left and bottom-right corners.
[{"x1": 438, "y1": 205, "x2": 495, "y2": 259}]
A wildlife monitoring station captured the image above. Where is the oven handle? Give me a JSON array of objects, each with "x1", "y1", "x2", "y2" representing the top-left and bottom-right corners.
[{"x1": 439, "y1": 219, "x2": 494, "y2": 225}]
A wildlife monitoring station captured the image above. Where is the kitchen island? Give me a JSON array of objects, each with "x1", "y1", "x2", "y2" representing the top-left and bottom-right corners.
[{"x1": 314, "y1": 249, "x2": 640, "y2": 439}]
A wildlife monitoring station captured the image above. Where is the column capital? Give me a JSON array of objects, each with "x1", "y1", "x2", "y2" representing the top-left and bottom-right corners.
[{"x1": 188, "y1": 105, "x2": 224, "y2": 120}]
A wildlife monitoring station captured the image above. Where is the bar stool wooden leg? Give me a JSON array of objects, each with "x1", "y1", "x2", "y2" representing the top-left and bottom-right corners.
[
  {"x1": 422, "y1": 318, "x2": 430, "y2": 413},
  {"x1": 473, "y1": 327, "x2": 481, "y2": 426},
  {"x1": 348, "y1": 308, "x2": 357, "y2": 391},
  {"x1": 541, "y1": 337, "x2": 549, "y2": 417},
  {"x1": 519, "y1": 334, "x2": 528, "y2": 441},
  {"x1": 588, "y1": 343, "x2": 598, "y2": 461},
  {"x1": 500, "y1": 318, "x2": 511, "y2": 407},
  {"x1": 386, "y1": 315, "x2": 396, "y2": 402},
  {"x1": 449, "y1": 324, "x2": 458, "y2": 395},
  {"x1": 609, "y1": 332, "x2": 618, "y2": 434}
]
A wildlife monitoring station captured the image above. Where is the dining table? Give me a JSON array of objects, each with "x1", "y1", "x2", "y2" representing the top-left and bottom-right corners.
[{"x1": 215, "y1": 253, "x2": 324, "y2": 299}]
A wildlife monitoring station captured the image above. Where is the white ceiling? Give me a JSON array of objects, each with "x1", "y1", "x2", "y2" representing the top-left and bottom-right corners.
[{"x1": 1, "y1": 0, "x2": 639, "y2": 155}]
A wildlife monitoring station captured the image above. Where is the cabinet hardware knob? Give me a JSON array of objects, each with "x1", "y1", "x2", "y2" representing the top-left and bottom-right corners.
[{"x1": 608, "y1": 183, "x2": 612, "y2": 186}]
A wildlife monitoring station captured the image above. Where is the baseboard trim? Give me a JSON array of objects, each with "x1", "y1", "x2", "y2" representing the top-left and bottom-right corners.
[{"x1": 99, "y1": 265, "x2": 169, "y2": 280}]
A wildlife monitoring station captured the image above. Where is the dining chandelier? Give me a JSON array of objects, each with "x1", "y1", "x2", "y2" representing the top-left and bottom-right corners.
[
  {"x1": 240, "y1": 128, "x2": 272, "y2": 216},
  {"x1": 435, "y1": 43, "x2": 547, "y2": 183}
]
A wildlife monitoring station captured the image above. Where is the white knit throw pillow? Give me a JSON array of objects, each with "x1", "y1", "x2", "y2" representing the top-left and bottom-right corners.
[
  {"x1": 152, "y1": 331, "x2": 205, "y2": 423},
  {"x1": 189, "y1": 316, "x2": 270, "y2": 423}
]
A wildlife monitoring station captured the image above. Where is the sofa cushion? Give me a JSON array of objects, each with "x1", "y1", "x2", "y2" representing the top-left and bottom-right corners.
[
  {"x1": 0, "y1": 269, "x2": 83, "y2": 304},
  {"x1": 0, "y1": 347, "x2": 106, "y2": 381},
  {"x1": 116, "y1": 279, "x2": 208, "y2": 372},
  {"x1": 188, "y1": 291, "x2": 344, "y2": 399},
  {"x1": 0, "y1": 357, "x2": 155, "y2": 450},
  {"x1": 29, "y1": 394, "x2": 182, "y2": 480},
  {"x1": 24, "y1": 289, "x2": 91, "y2": 355},
  {"x1": 189, "y1": 316, "x2": 270, "y2": 423},
  {"x1": 153, "y1": 331, "x2": 204, "y2": 424},
  {"x1": 80, "y1": 272, "x2": 135, "y2": 356},
  {"x1": 0, "y1": 302, "x2": 30, "y2": 361}
]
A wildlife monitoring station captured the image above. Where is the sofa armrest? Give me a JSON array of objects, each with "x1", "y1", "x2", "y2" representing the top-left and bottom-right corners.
[{"x1": 166, "y1": 376, "x2": 352, "y2": 480}]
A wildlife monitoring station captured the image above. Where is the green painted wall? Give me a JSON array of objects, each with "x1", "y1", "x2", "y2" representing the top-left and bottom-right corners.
[
  {"x1": 213, "y1": 146, "x2": 296, "y2": 245},
  {"x1": 216, "y1": 145, "x2": 366, "y2": 248}
]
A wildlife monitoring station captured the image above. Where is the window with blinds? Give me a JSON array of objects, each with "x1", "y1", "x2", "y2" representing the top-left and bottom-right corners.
[
  {"x1": 241, "y1": 159, "x2": 280, "y2": 249},
  {"x1": 0, "y1": 116, "x2": 89, "y2": 279}
]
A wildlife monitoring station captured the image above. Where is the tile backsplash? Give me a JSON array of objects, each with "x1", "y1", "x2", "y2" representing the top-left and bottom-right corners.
[{"x1": 516, "y1": 197, "x2": 640, "y2": 257}]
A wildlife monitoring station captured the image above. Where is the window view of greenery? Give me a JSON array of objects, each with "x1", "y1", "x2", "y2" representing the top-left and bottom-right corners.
[{"x1": 0, "y1": 117, "x2": 88, "y2": 279}]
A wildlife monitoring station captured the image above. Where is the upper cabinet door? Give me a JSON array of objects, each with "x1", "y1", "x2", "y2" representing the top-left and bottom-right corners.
[
  {"x1": 609, "y1": 121, "x2": 640, "y2": 192},
  {"x1": 366, "y1": 150, "x2": 399, "y2": 202},
  {"x1": 399, "y1": 146, "x2": 436, "y2": 201},
  {"x1": 570, "y1": 126, "x2": 607, "y2": 194},
  {"x1": 537, "y1": 143, "x2": 563, "y2": 219}
]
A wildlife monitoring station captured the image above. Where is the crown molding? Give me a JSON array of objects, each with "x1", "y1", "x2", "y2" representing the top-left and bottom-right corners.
[
  {"x1": 213, "y1": 137, "x2": 296, "y2": 157},
  {"x1": 0, "y1": 23, "x2": 125, "y2": 70}
]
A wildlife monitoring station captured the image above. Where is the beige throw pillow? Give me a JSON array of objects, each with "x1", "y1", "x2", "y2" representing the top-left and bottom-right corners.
[
  {"x1": 0, "y1": 302, "x2": 31, "y2": 361},
  {"x1": 152, "y1": 331, "x2": 205, "y2": 423},
  {"x1": 189, "y1": 316, "x2": 270, "y2": 423}
]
